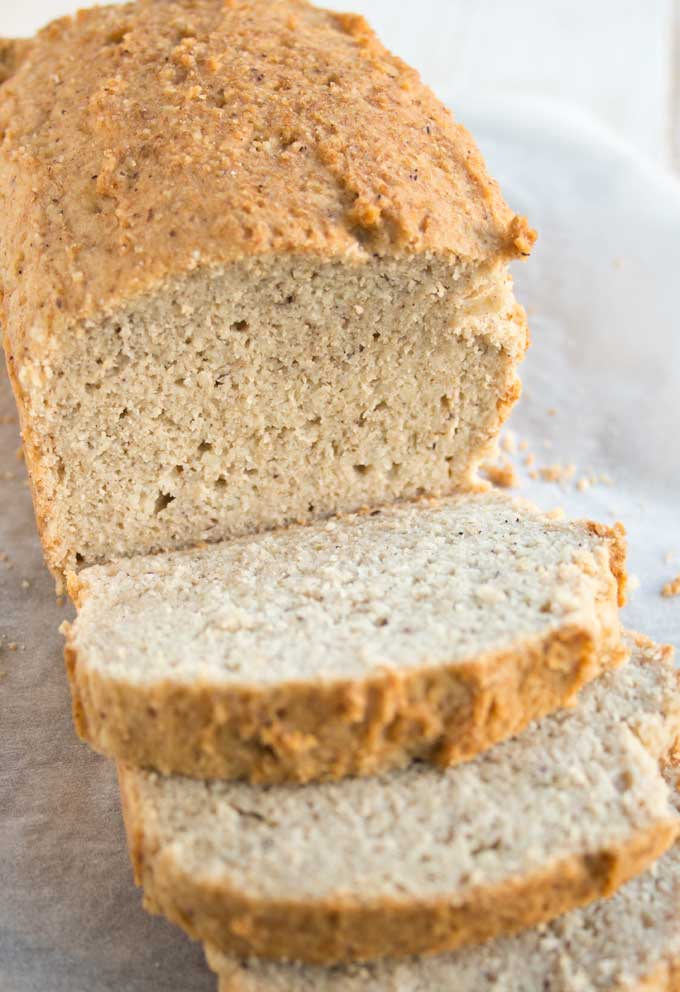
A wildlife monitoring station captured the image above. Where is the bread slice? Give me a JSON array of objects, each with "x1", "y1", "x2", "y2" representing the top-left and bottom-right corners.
[
  {"x1": 63, "y1": 493, "x2": 626, "y2": 784},
  {"x1": 117, "y1": 634, "x2": 680, "y2": 965},
  {"x1": 0, "y1": 0, "x2": 534, "y2": 586},
  {"x1": 206, "y1": 796, "x2": 680, "y2": 991}
]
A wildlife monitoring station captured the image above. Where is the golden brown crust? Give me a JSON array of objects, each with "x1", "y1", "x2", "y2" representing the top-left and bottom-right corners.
[
  {"x1": 628, "y1": 961, "x2": 680, "y2": 992},
  {"x1": 64, "y1": 598, "x2": 626, "y2": 783},
  {"x1": 2, "y1": 341, "x2": 66, "y2": 593},
  {"x1": 117, "y1": 766, "x2": 677, "y2": 965},
  {"x1": 116, "y1": 763, "x2": 147, "y2": 886},
  {"x1": 211, "y1": 942, "x2": 680, "y2": 992},
  {"x1": 587, "y1": 520, "x2": 628, "y2": 606},
  {"x1": 0, "y1": 38, "x2": 32, "y2": 85},
  {"x1": 0, "y1": 0, "x2": 534, "y2": 362}
]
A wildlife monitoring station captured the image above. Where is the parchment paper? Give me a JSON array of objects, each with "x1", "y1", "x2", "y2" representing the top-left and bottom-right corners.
[{"x1": 1, "y1": 98, "x2": 679, "y2": 991}]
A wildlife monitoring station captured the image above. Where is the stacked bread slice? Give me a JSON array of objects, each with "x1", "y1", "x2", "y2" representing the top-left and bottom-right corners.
[
  {"x1": 63, "y1": 493, "x2": 626, "y2": 783},
  {"x1": 2, "y1": 1, "x2": 678, "y2": 989},
  {"x1": 62, "y1": 500, "x2": 680, "y2": 987}
]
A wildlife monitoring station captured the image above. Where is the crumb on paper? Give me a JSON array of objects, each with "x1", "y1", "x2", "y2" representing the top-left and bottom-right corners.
[
  {"x1": 612, "y1": 257, "x2": 625, "y2": 269},
  {"x1": 15, "y1": 445, "x2": 24, "y2": 462},
  {"x1": 519, "y1": 439, "x2": 529, "y2": 452},
  {"x1": 662, "y1": 576, "x2": 680, "y2": 599},
  {"x1": 20, "y1": 579, "x2": 30, "y2": 590},
  {"x1": 524, "y1": 452, "x2": 535, "y2": 468},
  {"x1": 547, "y1": 408, "x2": 556, "y2": 417},
  {"x1": 577, "y1": 477, "x2": 590, "y2": 492},
  {"x1": 482, "y1": 459, "x2": 519, "y2": 489},
  {"x1": 538, "y1": 463, "x2": 576, "y2": 484}
]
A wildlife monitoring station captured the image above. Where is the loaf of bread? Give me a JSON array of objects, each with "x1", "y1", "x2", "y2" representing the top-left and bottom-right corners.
[
  {"x1": 64, "y1": 492, "x2": 626, "y2": 783},
  {"x1": 207, "y1": 803, "x2": 680, "y2": 991},
  {"x1": 117, "y1": 635, "x2": 680, "y2": 965},
  {"x1": 0, "y1": 0, "x2": 534, "y2": 584}
]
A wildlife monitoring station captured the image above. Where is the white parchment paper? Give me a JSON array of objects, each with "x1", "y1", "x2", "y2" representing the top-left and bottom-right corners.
[{"x1": 1, "y1": 100, "x2": 679, "y2": 990}]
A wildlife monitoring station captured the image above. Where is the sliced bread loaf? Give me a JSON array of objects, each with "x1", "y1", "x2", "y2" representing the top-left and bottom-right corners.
[
  {"x1": 1, "y1": 0, "x2": 534, "y2": 585},
  {"x1": 64, "y1": 493, "x2": 626, "y2": 783},
  {"x1": 207, "y1": 784, "x2": 680, "y2": 991},
  {"x1": 117, "y1": 634, "x2": 679, "y2": 965}
]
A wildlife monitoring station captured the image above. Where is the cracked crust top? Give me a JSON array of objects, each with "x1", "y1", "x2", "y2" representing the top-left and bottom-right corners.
[{"x1": 0, "y1": 0, "x2": 535, "y2": 355}]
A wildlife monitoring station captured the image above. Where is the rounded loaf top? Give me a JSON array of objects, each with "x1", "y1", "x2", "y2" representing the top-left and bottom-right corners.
[{"x1": 0, "y1": 0, "x2": 535, "y2": 332}]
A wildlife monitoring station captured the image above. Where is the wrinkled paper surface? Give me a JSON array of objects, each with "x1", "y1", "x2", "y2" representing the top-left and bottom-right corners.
[{"x1": 1, "y1": 99, "x2": 679, "y2": 990}]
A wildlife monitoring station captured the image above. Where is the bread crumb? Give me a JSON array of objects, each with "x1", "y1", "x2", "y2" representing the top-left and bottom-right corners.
[
  {"x1": 20, "y1": 579, "x2": 30, "y2": 590},
  {"x1": 7, "y1": 642, "x2": 18, "y2": 651},
  {"x1": 519, "y1": 440, "x2": 529, "y2": 452},
  {"x1": 577, "y1": 477, "x2": 590, "y2": 492},
  {"x1": 528, "y1": 469, "x2": 538, "y2": 480},
  {"x1": 482, "y1": 459, "x2": 518, "y2": 489},
  {"x1": 524, "y1": 452, "x2": 535, "y2": 468},
  {"x1": 538, "y1": 463, "x2": 576, "y2": 484},
  {"x1": 661, "y1": 576, "x2": 680, "y2": 598},
  {"x1": 547, "y1": 408, "x2": 556, "y2": 416}
]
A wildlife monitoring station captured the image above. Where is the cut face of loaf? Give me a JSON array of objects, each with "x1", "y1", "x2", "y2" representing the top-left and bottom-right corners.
[
  {"x1": 0, "y1": 0, "x2": 534, "y2": 582},
  {"x1": 117, "y1": 635, "x2": 680, "y2": 965},
  {"x1": 207, "y1": 807, "x2": 680, "y2": 991},
  {"x1": 63, "y1": 493, "x2": 626, "y2": 783},
  {"x1": 13, "y1": 258, "x2": 527, "y2": 581}
]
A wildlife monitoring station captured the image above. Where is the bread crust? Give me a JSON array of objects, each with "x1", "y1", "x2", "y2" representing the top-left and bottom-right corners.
[
  {"x1": 0, "y1": 0, "x2": 535, "y2": 354},
  {"x1": 67, "y1": 625, "x2": 625, "y2": 785},
  {"x1": 0, "y1": 38, "x2": 32, "y2": 85},
  {"x1": 214, "y1": 958, "x2": 680, "y2": 992},
  {"x1": 118, "y1": 758, "x2": 677, "y2": 965},
  {"x1": 212, "y1": 930, "x2": 680, "y2": 992},
  {"x1": 64, "y1": 521, "x2": 627, "y2": 783}
]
